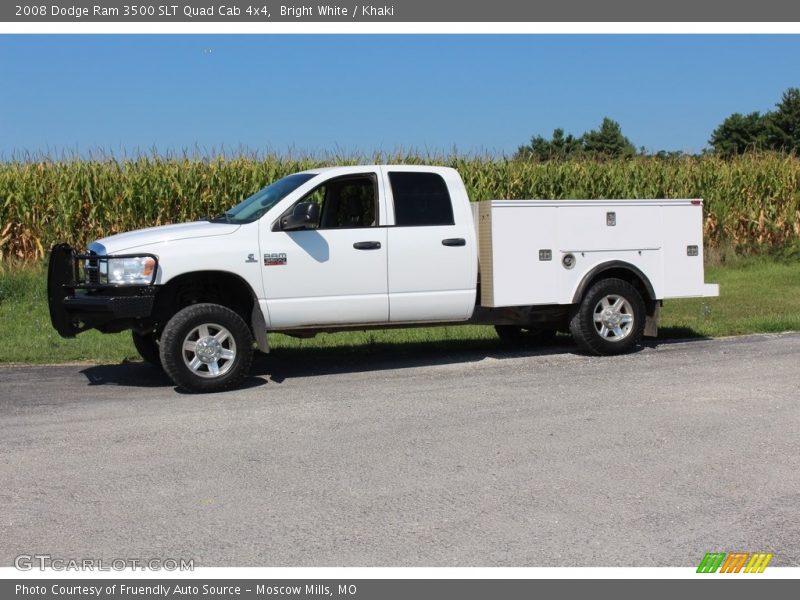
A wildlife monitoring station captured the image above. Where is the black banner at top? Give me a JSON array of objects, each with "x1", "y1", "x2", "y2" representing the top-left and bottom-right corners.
[{"x1": 4, "y1": 0, "x2": 800, "y2": 22}]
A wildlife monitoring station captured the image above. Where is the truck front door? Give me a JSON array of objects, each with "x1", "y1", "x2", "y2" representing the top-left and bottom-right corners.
[{"x1": 260, "y1": 171, "x2": 389, "y2": 329}]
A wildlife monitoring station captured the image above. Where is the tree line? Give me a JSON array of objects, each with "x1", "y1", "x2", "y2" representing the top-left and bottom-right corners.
[{"x1": 515, "y1": 87, "x2": 800, "y2": 160}]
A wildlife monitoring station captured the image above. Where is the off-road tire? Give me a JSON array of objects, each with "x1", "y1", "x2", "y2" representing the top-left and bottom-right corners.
[
  {"x1": 569, "y1": 278, "x2": 645, "y2": 356},
  {"x1": 159, "y1": 303, "x2": 254, "y2": 393}
]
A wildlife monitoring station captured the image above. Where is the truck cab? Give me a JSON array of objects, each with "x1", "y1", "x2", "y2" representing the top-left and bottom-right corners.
[{"x1": 255, "y1": 165, "x2": 477, "y2": 329}]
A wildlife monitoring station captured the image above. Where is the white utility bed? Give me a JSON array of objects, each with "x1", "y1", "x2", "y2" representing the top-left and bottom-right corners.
[{"x1": 472, "y1": 199, "x2": 720, "y2": 308}]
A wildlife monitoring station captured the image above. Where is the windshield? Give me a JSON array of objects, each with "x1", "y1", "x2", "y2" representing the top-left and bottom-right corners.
[{"x1": 212, "y1": 172, "x2": 317, "y2": 224}]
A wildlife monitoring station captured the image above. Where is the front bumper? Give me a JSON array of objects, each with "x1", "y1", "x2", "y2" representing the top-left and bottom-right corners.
[{"x1": 47, "y1": 243, "x2": 158, "y2": 337}]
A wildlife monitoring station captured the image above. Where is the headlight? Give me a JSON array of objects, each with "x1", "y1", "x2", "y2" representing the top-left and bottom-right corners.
[
  {"x1": 86, "y1": 255, "x2": 156, "y2": 285},
  {"x1": 106, "y1": 256, "x2": 156, "y2": 284}
]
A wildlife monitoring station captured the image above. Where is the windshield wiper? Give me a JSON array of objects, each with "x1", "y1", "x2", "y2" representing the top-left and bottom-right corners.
[{"x1": 208, "y1": 211, "x2": 233, "y2": 223}]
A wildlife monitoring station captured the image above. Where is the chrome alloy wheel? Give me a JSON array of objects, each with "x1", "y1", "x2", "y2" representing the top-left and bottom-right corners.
[
  {"x1": 592, "y1": 295, "x2": 635, "y2": 342},
  {"x1": 181, "y1": 323, "x2": 237, "y2": 378}
]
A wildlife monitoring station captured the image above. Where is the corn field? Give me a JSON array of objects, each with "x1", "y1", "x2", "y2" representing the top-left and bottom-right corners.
[{"x1": 1, "y1": 153, "x2": 799, "y2": 263}]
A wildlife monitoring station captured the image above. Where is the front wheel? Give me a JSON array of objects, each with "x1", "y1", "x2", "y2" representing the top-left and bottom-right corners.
[
  {"x1": 159, "y1": 303, "x2": 254, "y2": 393},
  {"x1": 569, "y1": 278, "x2": 645, "y2": 356}
]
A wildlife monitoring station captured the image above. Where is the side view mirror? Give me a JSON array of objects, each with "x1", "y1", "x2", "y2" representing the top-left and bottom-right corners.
[{"x1": 280, "y1": 201, "x2": 320, "y2": 231}]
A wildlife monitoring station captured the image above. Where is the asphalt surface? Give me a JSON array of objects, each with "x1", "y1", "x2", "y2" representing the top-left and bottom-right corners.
[{"x1": 1, "y1": 333, "x2": 799, "y2": 567}]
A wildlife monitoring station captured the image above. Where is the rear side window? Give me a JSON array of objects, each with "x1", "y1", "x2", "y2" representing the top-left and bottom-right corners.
[{"x1": 389, "y1": 172, "x2": 454, "y2": 226}]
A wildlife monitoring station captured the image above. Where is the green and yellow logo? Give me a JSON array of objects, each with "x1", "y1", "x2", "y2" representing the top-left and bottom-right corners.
[{"x1": 697, "y1": 552, "x2": 773, "y2": 573}]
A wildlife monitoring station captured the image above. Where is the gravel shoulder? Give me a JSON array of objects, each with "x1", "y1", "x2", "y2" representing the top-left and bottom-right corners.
[{"x1": 1, "y1": 333, "x2": 798, "y2": 567}]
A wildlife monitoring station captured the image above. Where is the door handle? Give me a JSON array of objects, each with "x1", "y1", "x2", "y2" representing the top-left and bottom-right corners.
[
  {"x1": 441, "y1": 238, "x2": 466, "y2": 247},
  {"x1": 353, "y1": 241, "x2": 382, "y2": 250}
]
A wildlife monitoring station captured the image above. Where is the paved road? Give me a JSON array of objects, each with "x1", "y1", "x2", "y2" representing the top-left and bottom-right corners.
[{"x1": 1, "y1": 333, "x2": 799, "y2": 567}]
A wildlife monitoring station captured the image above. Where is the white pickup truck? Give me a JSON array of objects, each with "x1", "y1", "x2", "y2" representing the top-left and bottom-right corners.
[{"x1": 48, "y1": 165, "x2": 719, "y2": 392}]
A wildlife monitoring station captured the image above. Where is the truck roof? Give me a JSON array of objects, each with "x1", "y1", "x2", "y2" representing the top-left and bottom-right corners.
[{"x1": 300, "y1": 164, "x2": 457, "y2": 176}]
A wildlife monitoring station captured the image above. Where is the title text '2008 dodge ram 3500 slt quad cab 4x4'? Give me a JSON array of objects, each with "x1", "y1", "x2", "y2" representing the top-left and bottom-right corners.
[{"x1": 48, "y1": 165, "x2": 719, "y2": 392}]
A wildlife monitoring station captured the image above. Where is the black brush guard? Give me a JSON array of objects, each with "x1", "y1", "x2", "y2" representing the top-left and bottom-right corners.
[{"x1": 47, "y1": 243, "x2": 159, "y2": 337}]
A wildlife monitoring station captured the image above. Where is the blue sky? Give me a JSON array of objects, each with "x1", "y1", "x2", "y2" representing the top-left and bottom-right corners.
[{"x1": 1, "y1": 34, "x2": 798, "y2": 157}]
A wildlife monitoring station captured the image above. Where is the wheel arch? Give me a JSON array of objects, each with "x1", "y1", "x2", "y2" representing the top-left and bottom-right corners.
[
  {"x1": 153, "y1": 270, "x2": 259, "y2": 325},
  {"x1": 571, "y1": 261, "x2": 657, "y2": 306}
]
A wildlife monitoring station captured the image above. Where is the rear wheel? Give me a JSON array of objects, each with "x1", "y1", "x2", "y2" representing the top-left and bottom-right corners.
[
  {"x1": 569, "y1": 278, "x2": 645, "y2": 355},
  {"x1": 159, "y1": 303, "x2": 254, "y2": 393},
  {"x1": 131, "y1": 330, "x2": 161, "y2": 367}
]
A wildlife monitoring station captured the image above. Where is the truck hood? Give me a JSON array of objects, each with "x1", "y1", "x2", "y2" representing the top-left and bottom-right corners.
[{"x1": 90, "y1": 221, "x2": 240, "y2": 254}]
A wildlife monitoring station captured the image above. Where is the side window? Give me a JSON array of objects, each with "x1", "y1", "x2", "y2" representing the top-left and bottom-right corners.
[
  {"x1": 389, "y1": 172, "x2": 454, "y2": 227},
  {"x1": 299, "y1": 174, "x2": 378, "y2": 229}
]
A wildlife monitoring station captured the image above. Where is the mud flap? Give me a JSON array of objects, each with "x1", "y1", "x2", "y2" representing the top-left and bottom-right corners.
[
  {"x1": 644, "y1": 303, "x2": 660, "y2": 338},
  {"x1": 251, "y1": 302, "x2": 270, "y2": 353}
]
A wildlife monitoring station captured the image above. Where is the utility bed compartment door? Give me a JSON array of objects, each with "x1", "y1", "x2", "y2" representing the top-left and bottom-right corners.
[
  {"x1": 557, "y1": 204, "x2": 661, "y2": 252},
  {"x1": 660, "y1": 203, "x2": 708, "y2": 297},
  {"x1": 479, "y1": 202, "x2": 559, "y2": 307}
]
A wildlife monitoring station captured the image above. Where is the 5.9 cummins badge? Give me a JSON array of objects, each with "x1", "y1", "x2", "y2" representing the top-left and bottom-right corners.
[{"x1": 264, "y1": 253, "x2": 287, "y2": 266}]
